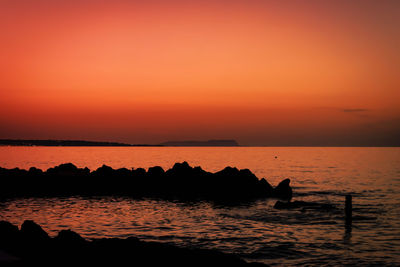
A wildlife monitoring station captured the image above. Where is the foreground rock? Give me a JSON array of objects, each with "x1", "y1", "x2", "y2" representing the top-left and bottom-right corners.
[
  {"x1": 0, "y1": 220, "x2": 265, "y2": 266},
  {"x1": 0, "y1": 162, "x2": 292, "y2": 201}
]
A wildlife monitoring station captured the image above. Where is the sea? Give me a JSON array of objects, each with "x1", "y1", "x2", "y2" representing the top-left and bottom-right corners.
[{"x1": 0, "y1": 146, "x2": 399, "y2": 266}]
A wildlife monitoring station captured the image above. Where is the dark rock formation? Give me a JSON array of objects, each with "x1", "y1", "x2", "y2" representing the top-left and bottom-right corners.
[
  {"x1": 0, "y1": 220, "x2": 265, "y2": 266},
  {"x1": 0, "y1": 162, "x2": 292, "y2": 202},
  {"x1": 0, "y1": 221, "x2": 19, "y2": 247},
  {"x1": 20, "y1": 220, "x2": 50, "y2": 242},
  {"x1": 273, "y1": 179, "x2": 292, "y2": 200},
  {"x1": 54, "y1": 229, "x2": 87, "y2": 244}
]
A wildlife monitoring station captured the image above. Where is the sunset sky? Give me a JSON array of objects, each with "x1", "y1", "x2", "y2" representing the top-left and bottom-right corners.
[{"x1": 1, "y1": 0, "x2": 399, "y2": 146}]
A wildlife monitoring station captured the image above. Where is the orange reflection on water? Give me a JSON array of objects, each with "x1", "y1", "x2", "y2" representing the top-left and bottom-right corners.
[{"x1": 0, "y1": 147, "x2": 400, "y2": 265}]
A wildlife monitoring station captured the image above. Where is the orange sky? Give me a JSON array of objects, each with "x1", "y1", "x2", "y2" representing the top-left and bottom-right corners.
[{"x1": 0, "y1": 0, "x2": 399, "y2": 146}]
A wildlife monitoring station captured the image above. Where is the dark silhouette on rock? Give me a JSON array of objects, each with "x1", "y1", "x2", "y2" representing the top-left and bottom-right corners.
[
  {"x1": 0, "y1": 220, "x2": 265, "y2": 266},
  {"x1": 0, "y1": 162, "x2": 292, "y2": 202}
]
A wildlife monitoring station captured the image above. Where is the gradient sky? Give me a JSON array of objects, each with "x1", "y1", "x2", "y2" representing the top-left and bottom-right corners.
[{"x1": 1, "y1": 0, "x2": 399, "y2": 146}]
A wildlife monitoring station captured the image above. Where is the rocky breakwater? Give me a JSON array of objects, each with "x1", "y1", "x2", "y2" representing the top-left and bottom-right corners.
[
  {"x1": 0, "y1": 162, "x2": 292, "y2": 201},
  {"x1": 0, "y1": 220, "x2": 265, "y2": 266}
]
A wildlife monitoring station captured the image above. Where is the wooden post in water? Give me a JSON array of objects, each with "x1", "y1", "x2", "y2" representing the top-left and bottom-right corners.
[{"x1": 345, "y1": 195, "x2": 352, "y2": 227}]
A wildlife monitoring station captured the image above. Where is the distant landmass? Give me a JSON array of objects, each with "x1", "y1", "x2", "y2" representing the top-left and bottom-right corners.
[
  {"x1": 0, "y1": 139, "x2": 153, "y2": 147},
  {"x1": 159, "y1": 140, "x2": 239, "y2": 147},
  {"x1": 0, "y1": 139, "x2": 239, "y2": 147}
]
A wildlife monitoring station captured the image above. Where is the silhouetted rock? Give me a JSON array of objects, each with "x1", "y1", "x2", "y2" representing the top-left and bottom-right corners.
[
  {"x1": 260, "y1": 178, "x2": 274, "y2": 195},
  {"x1": 0, "y1": 220, "x2": 263, "y2": 266},
  {"x1": 273, "y1": 178, "x2": 292, "y2": 200},
  {"x1": 28, "y1": 167, "x2": 43, "y2": 175},
  {"x1": 147, "y1": 166, "x2": 165, "y2": 177},
  {"x1": 134, "y1": 167, "x2": 146, "y2": 176},
  {"x1": 0, "y1": 162, "x2": 293, "y2": 202},
  {"x1": 47, "y1": 162, "x2": 78, "y2": 174},
  {"x1": 54, "y1": 229, "x2": 86, "y2": 244},
  {"x1": 93, "y1": 164, "x2": 115, "y2": 176},
  {"x1": 0, "y1": 221, "x2": 19, "y2": 246},
  {"x1": 0, "y1": 221, "x2": 19, "y2": 237},
  {"x1": 169, "y1": 161, "x2": 192, "y2": 174},
  {"x1": 20, "y1": 220, "x2": 50, "y2": 242},
  {"x1": 115, "y1": 167, "x2": 131, "y2": 176}
]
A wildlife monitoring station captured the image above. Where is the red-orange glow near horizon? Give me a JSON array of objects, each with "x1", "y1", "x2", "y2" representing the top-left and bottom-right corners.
[{"x1": 0, "y1": 1, "x2": 399, "y2": 145}]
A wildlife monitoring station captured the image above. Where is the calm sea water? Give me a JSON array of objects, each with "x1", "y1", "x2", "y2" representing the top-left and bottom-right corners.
[{"x1": 0, "y1": 147, "x2": 399, "y2": 265}]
